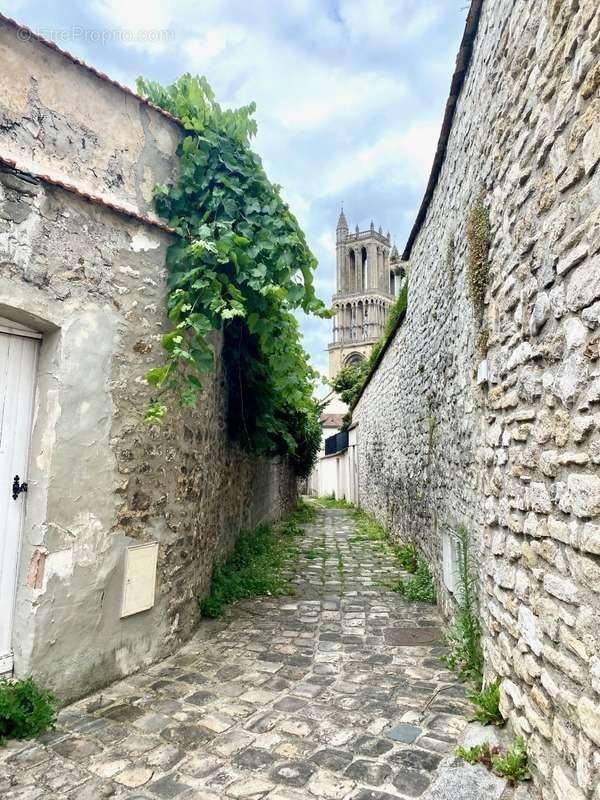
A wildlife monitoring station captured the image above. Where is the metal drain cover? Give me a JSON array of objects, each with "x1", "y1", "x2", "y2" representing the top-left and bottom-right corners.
[
  {"x1": 384, "y1": 626, "x2": 442, "y2": 646},
  {"x1": 387, "y1": 723, "x2": 422, "y2": 743}
]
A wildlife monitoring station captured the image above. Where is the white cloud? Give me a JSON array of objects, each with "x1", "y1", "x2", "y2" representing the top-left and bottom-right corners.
[
  {"x1": 338, "y1": 0, "x2": 440, "y2": 46},
  {"x1": 322, "y1": 121, "x2": 439, "y2": 196},
  {"x1": 183, "y1": 27, "x2": 407, "y2": 134},
  {"x1": 90, "y1": 0, "x2": 185, "y2": 52},
  {"x1": 317, "y1": 231, "x2": 336, "y2": 255},
  {"x1": 183, "y1": 24, "x2": 246, "y2": 70},
  {"x1": 11, "y1": 0, "x2": 466, "y2": 372}
]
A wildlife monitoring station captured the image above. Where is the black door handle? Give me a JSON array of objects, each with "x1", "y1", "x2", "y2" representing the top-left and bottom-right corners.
[{"x1": 12, "y1": 475, "x2": 28, "y2": 500}]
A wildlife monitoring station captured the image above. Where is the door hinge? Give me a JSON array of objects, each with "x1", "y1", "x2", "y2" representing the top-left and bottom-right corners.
[{"x1": 12, "y1": 475, "x2": 28, "y2": 500}]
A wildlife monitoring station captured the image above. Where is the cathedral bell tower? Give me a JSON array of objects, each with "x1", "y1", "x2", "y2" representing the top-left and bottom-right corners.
[{"x1": 328, "y1": 208, "x2": 402, "y2": 377}]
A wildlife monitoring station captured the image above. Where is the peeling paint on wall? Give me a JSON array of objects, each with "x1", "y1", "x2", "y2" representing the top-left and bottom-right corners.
[
  {"x1": 0, "y1": 22, "x2": 297, "y2": 702},
  {"x1": 26, "y1": 548, "x2": 46, "y2": 591}
]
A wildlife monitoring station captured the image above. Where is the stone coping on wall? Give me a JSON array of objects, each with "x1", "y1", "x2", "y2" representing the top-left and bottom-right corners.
[
  {"x1": 0, "y1": 155, "x2": 176, "y2": 234},
  {"x1": 0, "y1": 12, "x2": 185, "y2": 132}
]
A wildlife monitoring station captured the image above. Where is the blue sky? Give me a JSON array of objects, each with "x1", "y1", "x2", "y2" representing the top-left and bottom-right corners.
[{"x1": 5, "y1": 0, "x2": 467, "y2": 380}]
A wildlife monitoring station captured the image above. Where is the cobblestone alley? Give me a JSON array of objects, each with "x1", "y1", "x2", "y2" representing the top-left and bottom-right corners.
[{"x1": 1, "y1": 508, "x2": 513, "y2": 800}]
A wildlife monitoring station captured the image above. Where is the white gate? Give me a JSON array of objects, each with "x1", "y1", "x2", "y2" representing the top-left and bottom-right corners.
[{"x1": 0, "y1": 318, "x2": 40, "y2": 674}]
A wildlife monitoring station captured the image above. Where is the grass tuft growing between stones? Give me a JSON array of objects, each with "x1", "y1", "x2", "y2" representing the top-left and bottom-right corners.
[
  {"x1": 0, "y1": 678, "x2": 57, "y2": 745},
  {"x1": 314, "y1": 494, "x2": 354, "y2": 509},
  {"x1": 200, "y1": 501, "x2": 308, "y2": 618},
  {"x1": 315, "y1": 500, "x2": 436, "y2": 602},
  {"x1": 468, "y1": 677, "x2": 503, "y2": 726},
  {"x1": 393, "y1": 543, "x2": 418, "y2": 573},
  {"x1": 290, "y1": 497, "x2": 317, "y2": 524},
  {"x1": 390, "y1": 559, "x2": 437, "y2": 604},
  {"x1": 456, "y1": 737, "x2": 530, "y2": 785},
  {"x1": 346, "y1": 506, "x2": 436, "y2": 593}
]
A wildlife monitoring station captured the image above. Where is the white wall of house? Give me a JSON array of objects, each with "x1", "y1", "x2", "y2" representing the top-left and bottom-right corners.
[{"x1": 311, "y1": 426, "x2": 359, "y2": 504}]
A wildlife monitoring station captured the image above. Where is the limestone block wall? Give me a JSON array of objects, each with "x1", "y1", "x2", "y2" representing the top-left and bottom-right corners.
[
  {"x1": 0, "y1": 19, "x2": 295, "y2": 702},
  {"x1": 353, "y1": 0, "x2": 600, "y2": 796}
]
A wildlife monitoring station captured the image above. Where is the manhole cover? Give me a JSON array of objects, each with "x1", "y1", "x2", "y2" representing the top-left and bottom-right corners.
[{"x1": 384, "y1": 626, "x2": 442, "y2": 646}]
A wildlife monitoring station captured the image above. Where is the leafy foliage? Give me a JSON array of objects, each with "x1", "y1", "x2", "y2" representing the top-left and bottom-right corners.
[
  {"x1": 393, "y1": 543, "x2": 418, "y2": 573},
  {"x1": 0, "y1": 678, "x2": 57, "y2": 744},
  {"x1": 330, "y1": 279, "x2": 408, "y2": 412},
  {"x1": 289, "y1": 498, "x2": 317, "y2": 525},
  {"x1": 492, "y1": 737, "x2": 530, "y2": 784},
  {"x1": 443, "y1": 525, "x2": 484, "y2": 687},
  {"x1": 330, "y1": 362, "x2": 369, "y2": 407},
  {"x1": 456, "y1": 737, "x2": 530, "y2": 785},
  {"x1": 391, "y1": 558, "x2": 437, "y2": 604},
  {"x1": 466, "y1": 194, "x2": 490, "y2": 324},
  {"x1": 468, "y1": 677, "x2": 504, "y2": 726},
  {"x1": 136, "y1": 74, "x2": 328, "y2": 476},
  {"x1": 455, "y1": 741, "x2": 500, "y2": 768}
]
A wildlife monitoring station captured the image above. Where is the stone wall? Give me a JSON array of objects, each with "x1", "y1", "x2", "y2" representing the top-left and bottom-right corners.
[
  {"x1": 0, "y1": 19, "x2": 296, "y2": 701},
  {"x1": 353, "y1": 0, "x2": 600, "y2": 796}
]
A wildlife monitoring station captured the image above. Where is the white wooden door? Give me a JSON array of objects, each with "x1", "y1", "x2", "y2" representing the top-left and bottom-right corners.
[{"x1": 0, "y1": 322, "x2": 39, "y2": 674}]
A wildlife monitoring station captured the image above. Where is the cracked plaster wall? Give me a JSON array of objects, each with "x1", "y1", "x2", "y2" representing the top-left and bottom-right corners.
[{"x1": 0, "y1": 24, "x2": 296, "y2": 702}]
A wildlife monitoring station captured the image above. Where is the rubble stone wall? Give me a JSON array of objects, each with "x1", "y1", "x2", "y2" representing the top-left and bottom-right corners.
[
  {"x1": 353, "y1": 0, "x2": 600, "y2": 796},
  {"x1": 0, "y1": 20, "x2": 296, "y2": 701}
]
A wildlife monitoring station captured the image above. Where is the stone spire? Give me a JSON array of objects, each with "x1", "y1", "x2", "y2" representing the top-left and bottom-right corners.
[{"x1": 336, "y1": 204, "x2": 348, "y2": 232}]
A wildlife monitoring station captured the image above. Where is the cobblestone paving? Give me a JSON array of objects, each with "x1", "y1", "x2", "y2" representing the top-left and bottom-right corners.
[{"x1": 1, "y1": 508, "x2": 476, "y2": 800}]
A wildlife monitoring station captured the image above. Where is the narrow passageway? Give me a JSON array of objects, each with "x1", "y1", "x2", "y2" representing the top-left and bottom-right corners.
[{"x1": 1, "y1": 508, "x2": 501, "y2": 800}]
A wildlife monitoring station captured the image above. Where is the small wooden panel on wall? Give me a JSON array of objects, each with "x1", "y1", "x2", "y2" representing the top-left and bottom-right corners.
[{"x1": 121, "y1": 542, "x2": 159, "y2": 617}]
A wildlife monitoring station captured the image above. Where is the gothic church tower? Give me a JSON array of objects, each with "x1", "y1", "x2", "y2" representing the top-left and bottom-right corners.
[{"x1": 328, "y1": 208, "x2": 403, "y2": 377}]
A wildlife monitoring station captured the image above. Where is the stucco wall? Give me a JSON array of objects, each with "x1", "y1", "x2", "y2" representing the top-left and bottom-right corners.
[
  {"x1": 0, "y1": 15, "x2": 181, "y2": 219},
  {"x1": 0, "y1": 21, "x2": 296, "y2": 702},
  {"x1": 353, "y1": 0, "x2": 600, "y2": 796}
]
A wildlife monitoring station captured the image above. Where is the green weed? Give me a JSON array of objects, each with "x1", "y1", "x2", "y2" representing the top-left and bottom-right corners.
[
  {"x1": 289, "y1": 498, "x2": 317, "y2": 524},
  {"x1": 302, "y1": 548, "x2": 322, "y2": 560},
  {"x1": 492, "y1": 737, "x2": 530, "y2": 784},
  {"x1": 351, "y1": 509, "x2": 386, "y2": 542},
  {"x1": 200, "y1": 519, "x2": 301, "y2": 618},
  {"x1": 315, "y1": 494, "x2": 354, "y2": 509},
  {"x1": 391, "y1": 558, "x2": 437, "y2": 604},
  {"x1": 455, "y1": 741, "x2": 499, "y2": 768},
  {"x1": 443, "y1": 525, "x2": 484, "y2": 687},
  {"x1": 456, "y1": 737, "x2": 530, "y2": 785},
  {"x1": 0, "y1": 679, "x2": 57, "y2": 745},
  {"x1": 391, "y1": 543, "x2": 418, "y2": 573},
  {"x1": 469, "y1": 677, "x2": 504, "y2": 726}
]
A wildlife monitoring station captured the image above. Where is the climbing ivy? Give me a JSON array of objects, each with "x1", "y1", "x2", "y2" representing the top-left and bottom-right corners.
[
  {"x1": 466, "y1": 194, "x2": 491, "y2": 324},
  {"x1": 136, "y1": 75, "x2": 328, "y2": 476}
]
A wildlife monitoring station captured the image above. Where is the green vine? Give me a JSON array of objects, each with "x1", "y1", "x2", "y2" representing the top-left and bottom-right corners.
[
  {"x1": 466, "y1": 194, "x2": 490, "y2": 324},
  {"x1": 136, "y1": 75, "x2": 329, "y2": 477}
]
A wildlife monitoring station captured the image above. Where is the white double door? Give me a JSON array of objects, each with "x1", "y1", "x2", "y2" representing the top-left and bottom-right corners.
[{"x1": 0, "y1": 320, "x2": 39, "y2": 674}]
